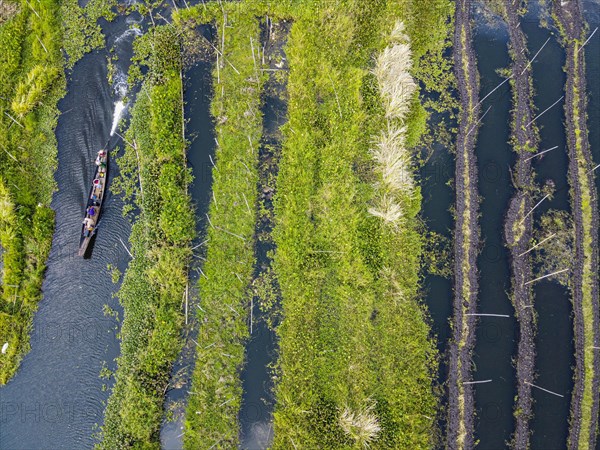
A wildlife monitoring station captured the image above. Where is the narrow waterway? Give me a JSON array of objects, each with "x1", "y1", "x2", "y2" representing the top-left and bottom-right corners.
[
  {"x1": 521, "y1": 4, "x2": 574, "y2": 447},
  {"x1": 160, "y1": 27, "x2": 216, "y2": 448},
  {"x1": 238, "y1": 20, "x2": 290, "y2": 450},
  {"x1": 472, "y1": 14, "x2": 517, "y2": 449},
  {"x1": 0, "y1": 9, "x2": 141, "y2": 449},
  {"x1": 419, "y1": 109, "x2": 454, "y2": 442}
]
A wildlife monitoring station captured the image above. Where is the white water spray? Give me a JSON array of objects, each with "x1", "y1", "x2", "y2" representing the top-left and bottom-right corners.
[
  {"x1": 110, "y1": 100, "x2": 127, "y2": 136},
  {"x1": 110, "y1": 70, "x2": 129, "y2": 136}
]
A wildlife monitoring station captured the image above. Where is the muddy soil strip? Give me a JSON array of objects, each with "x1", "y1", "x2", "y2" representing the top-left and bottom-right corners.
[
  {"x1": 448, "y1": 0, "x2": 481, "y2": 448},
  {"x1": 553, "y1": 1, "x2": 600, "y2": 449},
  {"x1": 502, "y1": 1, "x2": 539, "y2": 449}
]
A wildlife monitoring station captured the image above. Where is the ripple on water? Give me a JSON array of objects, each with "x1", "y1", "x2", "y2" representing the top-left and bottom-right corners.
[{"x1": 0, "y1": 37, "x2": 133, "y2": 450}]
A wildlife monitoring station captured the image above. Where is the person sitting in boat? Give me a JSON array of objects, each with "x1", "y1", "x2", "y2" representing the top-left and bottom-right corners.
[
  {"x1": 87, "y1": 206, "x2": 96, "y2": 216},
  {"x1": 96, "y1": 151, "x2": 107, "y2": 171},
  {"x1": 95, "y1": 150, "x2": 106, "y2": 165},
  {"x1": 82, "y1": 217, "x2": 95, "y2": 237}
]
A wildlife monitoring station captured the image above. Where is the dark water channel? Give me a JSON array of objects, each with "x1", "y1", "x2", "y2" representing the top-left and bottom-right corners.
[
  {"x1": 522, "y1": 6, "x2": 573, "y2": 448},
  {"x1": 0, "y1": 10, "x2": 142, "y2": 450},
  {"x1": 160, "y1": 29, "x2": 216, "y2": 449},
  {"x1": 421, "y1": 2, "x2": 600, "y2": 449},
  {"x1": 472, "y1": 15, "x2": 517, "y2": 449},
  {"x1": 238, "y1": 21, "x2": 290, "y2": 450}
]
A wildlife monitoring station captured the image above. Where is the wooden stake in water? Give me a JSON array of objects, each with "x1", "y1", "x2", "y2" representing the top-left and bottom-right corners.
[
  {"x1": 463, "y1": 379, "x2": 493, "y2": 385},
  {"x1": 185, "y1": 282, "x2": 189, "y2": 325},
  {"x1": 524, "y1": 268, "x2": 569, "y2": 285},
  {"x1": 526, "y1": 96, "x2": 564, "y2": 127},
  {"x1": 524, "y1": 146, "x2": 558, "y2": 161},
  {"x1": 466, "y1": 313, "x2": 510, "y2": 318},
  {"x1": 519, "y1": 193, "x2": 550, "y2": 225},
  {"x1": 518, "y1": 232, "x2": 557, "y2": 257},
  {"x1": 525, "y1": 381, "x2": 564, "y2": 398}
]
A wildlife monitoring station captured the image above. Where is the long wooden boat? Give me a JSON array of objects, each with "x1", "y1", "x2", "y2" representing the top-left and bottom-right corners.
[{"x1": 79, "y1": 149, "x2": 108, "y2": 257}]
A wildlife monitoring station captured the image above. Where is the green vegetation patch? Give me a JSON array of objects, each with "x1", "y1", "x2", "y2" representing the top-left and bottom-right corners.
[
  {"x1": 270, "y1": 1, "x2": 438, "y2": 447},
  {"x1": 98, "y1": 26, "x2": 194, "y2": 448},
  {"x1": 0, "y1": 0, "x2": 65, "y2": 385},
  {"x1": 181, "y1": 7, "x2": 266, "y2": 449},
  {"x1": 61, "y1": 0, "x2": 117, "y2": 68}
]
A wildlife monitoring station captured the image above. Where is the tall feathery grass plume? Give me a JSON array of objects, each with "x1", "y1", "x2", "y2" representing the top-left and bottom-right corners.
[
  {"x1": 371, "y1": 125, "x2": 413, "y2": 195},
  {"x1": 368, "y1": 21, "x2": 417, "y2": 225},
  {"x1": 374, "y1": 22, "x2": 416, "y2": 122},
  {"x1": 339, "y1": 402, "x2": 381, "y2": 448},
  {"x1": 368, "y1": 193, "x2": 404, "y2": 225}
]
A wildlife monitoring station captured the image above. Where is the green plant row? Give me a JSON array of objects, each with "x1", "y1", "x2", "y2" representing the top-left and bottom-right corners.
[
  {"x1": 0, "y1": 0, "x2": 66, "y2": 385},
  {"x1": 178, "y1": 6, "x2": 267, "y2": 449},
  {"x1": 98, "y1": 26, "x2": 194, "y2": 449},
  {"x1": 270, "y1": 1, "x2": 439, "y2": 448},
  {"x1": 0, "y1": 0, "x2": 121, "y2": 386}
]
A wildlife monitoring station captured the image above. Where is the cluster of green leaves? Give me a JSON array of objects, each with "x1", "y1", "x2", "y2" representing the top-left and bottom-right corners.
[
  {"x1": 269, "y1": 1, "x2": 438, "y2": 447},
  {"x1": 99, "y1": 26, "x2": 194, "y2": 449},
  {"x1": 0, "y1": 0, "x2": 65, "y2": 384},
  {"x1": 181, "y1": 6, "x2": 267, "y2": 449},
  {"x1": 402, "y1": 0, "x2": 456, "y2": 141},
  {"x1": 60, "y1": 0, "x2": 116, "y2": 68}
]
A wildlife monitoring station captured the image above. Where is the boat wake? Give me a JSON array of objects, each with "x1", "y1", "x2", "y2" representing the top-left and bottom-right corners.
[
  {"x1": 110, "y1": 71, "x2": 128, "y2": 136},
  {"x1": 110, "y1": 100, "x2": 126, "y2": 136}
]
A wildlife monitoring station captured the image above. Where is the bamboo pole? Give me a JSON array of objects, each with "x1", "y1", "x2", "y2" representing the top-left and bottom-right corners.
[
  {"x1": 466, "y1": 313, "x2": 510, "y2": 318},
  {"x1": 214, "y1": 225, "x2": 245, "y2": 241},
  {"x1": 526, "y1": 96, "x2": 564, "y2": 127},
  {"x1": 524, "y1": 268, "x2": 569, "y2": 285},
  {"x1": 191, "y1": 239, "x2": 209, "y2": 250},
  {"x1": 24, "y1": 0, "x2": 41, "y2": 19},
  {"x1": 36, "y1": 36, "x2": 48, "y2": 53},
  {"x1": 518, "y1": 233, "x2": 557, "y2": 257},
  {"x1": 0, "y1": 143, "x2": 19, "y2": 163},
  {"x1": 463, "y1": 379, "x2": 492, "y2": 385},
  {"x1": 524, "y1": 145, "x2": 558, "y2": 161},
  {"x1": 119, "y1": 238, "x2": 133, "y2": 258},
  {"x1": 521, "y1": 37, "x2": 550, "y2": 75},
  {"x1": 578, "y1": 27, "x2": 598, "y2": 53},
  {"x1": 185, "y1": 282, "x2": 189, "y2": 325},
  {"x1": 525, "y1": 381, "x2": 564, "y2": 398},
  {"x1": 476, "y1": 76, "x2": 512, "y2": 108},
  {"x1": 519, "y1": 193, "x2": 550, "y2": 225},
  {"x1": 242, "y1": 192, "x2": 251, "y2": 213},
  {"x1": 5, "y1": 112, "x2": 24, "y2": 128},
  {"x1": 466, "y1": 105, "x2": 492, "y2": 137}
]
